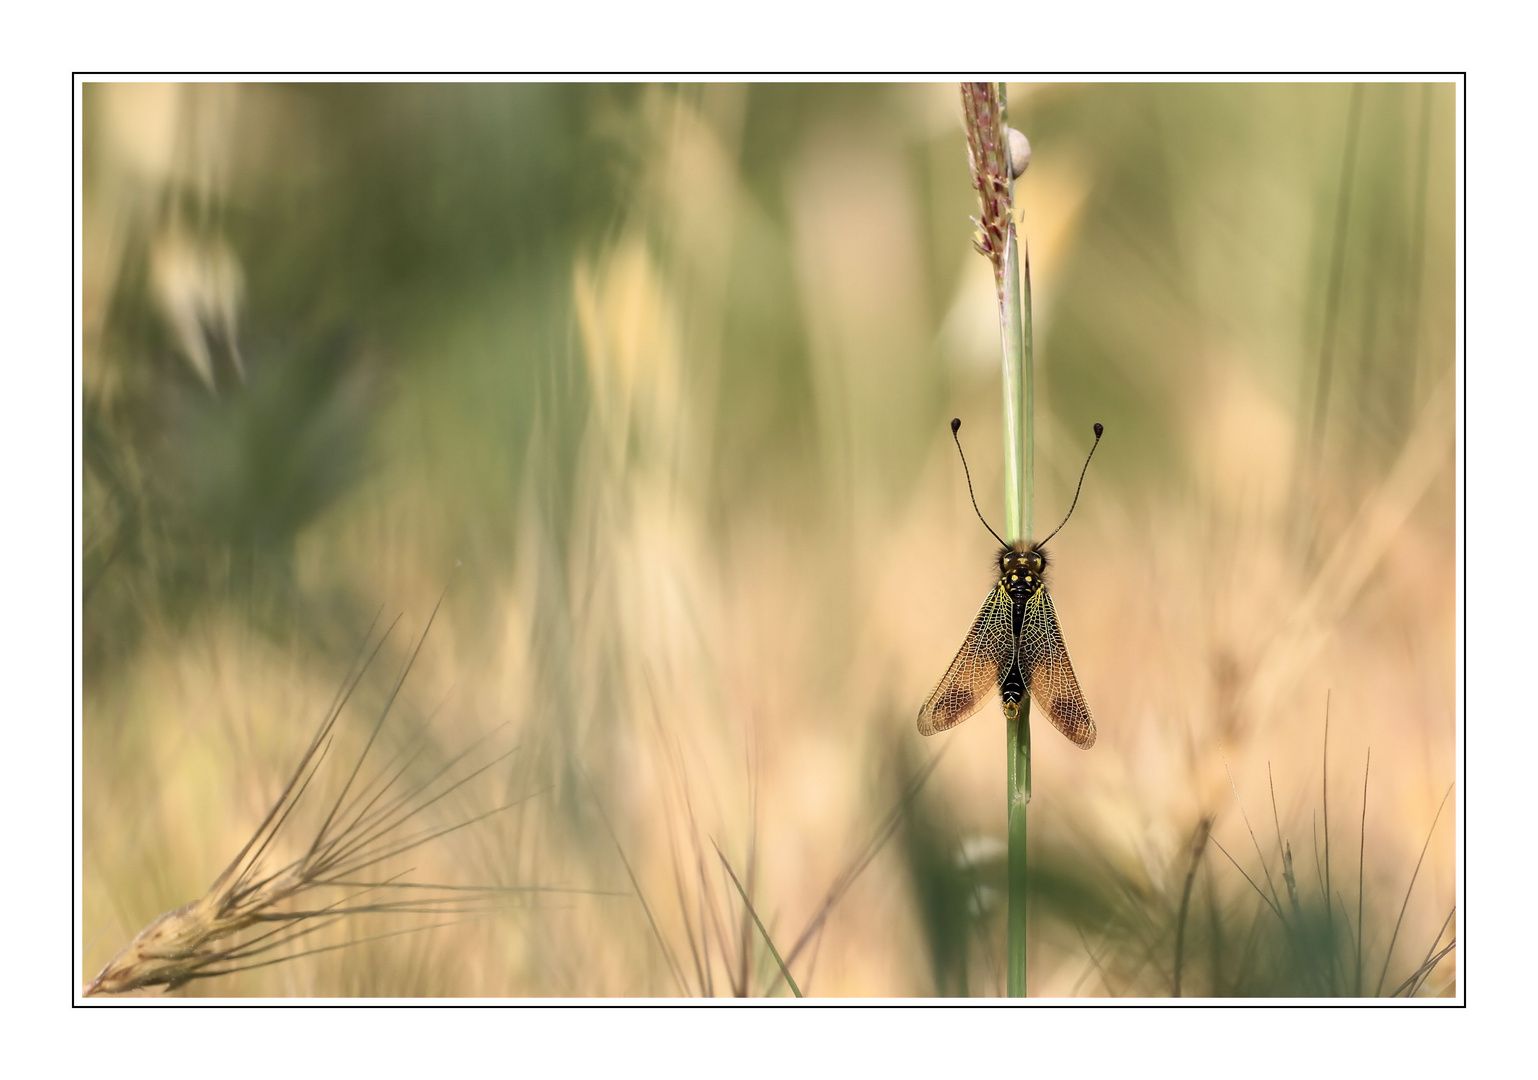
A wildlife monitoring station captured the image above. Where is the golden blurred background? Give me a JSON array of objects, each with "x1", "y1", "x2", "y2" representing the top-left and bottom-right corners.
[{"x1": 81, "y1": 81, "x2": 1456, "y2": 997}]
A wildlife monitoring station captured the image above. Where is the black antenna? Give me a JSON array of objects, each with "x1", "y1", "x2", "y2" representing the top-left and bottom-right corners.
[
  {"x1": 1038, "y1": 422, "x2": 1104, "y2": 547},
  {"x1": 950, "y1": 419, "x2": 1007, "y2": 548}
]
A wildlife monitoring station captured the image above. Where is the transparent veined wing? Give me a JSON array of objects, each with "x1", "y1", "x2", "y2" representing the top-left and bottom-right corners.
[
  {"x1": 917, "y1": 584, "x2": 1014, "y2": 736},
  {"x1": 1018, "y1": 587, "x2": 1096, "y2": 748}
]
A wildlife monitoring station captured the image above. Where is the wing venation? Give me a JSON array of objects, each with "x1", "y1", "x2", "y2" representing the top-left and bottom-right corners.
[
  {"x1": 1019, "y1": 587, "x2": 1095, "y2": 748},
  {"x1": 917, "y1": 585, "x2": 1014, "y2": 736}
]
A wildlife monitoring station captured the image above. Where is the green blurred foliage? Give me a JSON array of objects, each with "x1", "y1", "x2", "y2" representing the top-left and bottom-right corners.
[
  {"x1": 85, "y1": 81, "x2": 1452, "y2": 636},
  {"x1": 84, "y1": 84, "x2": 636, "y2": 662}
]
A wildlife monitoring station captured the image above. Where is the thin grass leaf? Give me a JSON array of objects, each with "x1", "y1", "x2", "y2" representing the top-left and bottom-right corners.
[
  {"x1": 187, "y1": 917, "x2": 488, "y2": 982},
  {"x1": 1391, "y1": 936, "x2": 1455, "y2": 998},
  {"x1": 1172, "y1": 815, "x2": 1212, "y2": 997},
  {"x1": 1209, "y1": 835, "x2": 1285, "y2": 922},
  {"x1": 712, "y1": 839, "x2": 801, "y2": 998},
  {"x1": 783, "y1": 748, "x2": 946, "y2": 969},
  {"x1": 1222, "y1": 750, "x2": 1285, "y2": 917},
  {"x1": 582, "y1": 761, "x2": 689, "y2": 997},
  {"x1": 1357, "y1": 748, "x2": 1370, "y2": 995},
  {"x1": 1072, "y1": 925, "x2": 1114, "y2": 997},
  {"x1": 1375, "y1": 784, "x2": 1453, "y2": 995},
  {"x1": 1402, "y1": 905, "x2": 1456, "y2": 997},
  {"x1": 1321, "y1": 693, "x2": 1335, "y2": 992},
  {"x1": 306, "y1": 589, "x2": 451, "y2": 865},
  {"x1": 85, "y1": 608, "x2": 536, "y2": 997}
]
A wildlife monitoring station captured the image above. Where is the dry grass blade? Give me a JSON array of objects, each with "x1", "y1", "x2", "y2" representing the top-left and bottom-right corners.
[
  {"x1": 1321, "y1": 694, "x2": 1334, "y2": 990},
  {"x1": 1411, "y1": 907, "x2": 1456, "y2": 989},
  {"x1": 180, "y1": 916, "x2": 491, "y2": 984},
  {"x1": 782, "y1": 749, "x2": 946, "y2": 971},
  {"x1": 1208, "y1": 835, "x2": 1285, "y2": 922},
  {"x1": 1392, "y1": 906, "x2": 1455, "y2": 998},
  {"x1": 1172, "y1": 815, "x2": 1212, "y2": 997},
  {"x1": 1269, "y1": 763, "x2": 1304, "y2": 921},
  {"x1": 1072, "y1": 925, "x2": 1115, "y2": 997},
  {"x1": 638, "y1": 672, "x2": 739, "y2": 997},
  {"x1": 1374, "y1": 783, "x2": 1453, "y2": 996},
  {"x1": 1222, "y1": 751, "x2": 1284, "y2": 918},
  {"x1": 1267, "y1": 769, "x2": 1304, "y2": 929},
  {"x1": 661, "y1": 779, "x2": 711, "y2": 996},
  {"x1": 712, "y1": 839, "x2": 801, "y2": 998},
  {"x1": 675, "y1": 767, "x2": 735, "y2": 996},
  {"x1": 1281, "y1": 841, "x2": 1303, "y2": 922},
  {"x1": 84, "y1": 604, "x2": 528, "y2": 996},
  {"x1": 1391, "y1": 937, "x2": 1456, "y2": 998},
  {"x1": 1334, "y1": 889, "x2": 1358, "y2": 975},
  {"x1": 581, "y1": 761, "x2": 690, "y2": 997},
  {"x1": 1357, "y1": 748, "x2": 1370, "y2": 995}
]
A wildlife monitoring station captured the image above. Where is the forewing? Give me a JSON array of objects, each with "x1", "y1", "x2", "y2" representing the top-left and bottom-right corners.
[
  {"x1": 1018, "y1": 587, "x2": 1096, "y2": 748},
  {"x1": 917, "y1": 584, "x2": 1014, "y2": 736}
]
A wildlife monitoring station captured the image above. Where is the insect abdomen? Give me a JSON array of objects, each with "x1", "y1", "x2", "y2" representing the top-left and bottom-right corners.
[{"x1": 1000, "y1": 660, "x2": 1025, "y2": 720}]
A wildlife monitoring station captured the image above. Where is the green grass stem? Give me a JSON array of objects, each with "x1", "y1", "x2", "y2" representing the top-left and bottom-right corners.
[
  {"x1": 1002, "y1": 225, "x2": 1032, "y2": 998},
  {"x1": 1003, "y1": 88, "x2": 1034, "y2": 1002},
  {"x1": 961, "y1": 79, "x2": 1034, "y2": 998}
]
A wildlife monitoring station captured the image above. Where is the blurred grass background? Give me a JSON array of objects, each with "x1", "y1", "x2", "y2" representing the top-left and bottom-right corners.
[{"x1": 81, "y1": 81, "x2": 1456, "y2": 997}]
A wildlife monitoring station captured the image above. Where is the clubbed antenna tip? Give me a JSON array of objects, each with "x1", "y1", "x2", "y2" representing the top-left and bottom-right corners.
[
  {"x1": 949, "y1": 417, "x2": 1006, "y2": 549},
  {"x1": 1038, "y1": 424, "x2": 1105, "y2": 548},
  {"x1": 1093, "y1": 422, "x2": 1104, "y2": 438}
]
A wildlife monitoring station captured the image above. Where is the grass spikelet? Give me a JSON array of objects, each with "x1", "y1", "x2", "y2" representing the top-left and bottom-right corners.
[{"x1": 959, "y1": 82, "x2": 1013, "y2": 296}]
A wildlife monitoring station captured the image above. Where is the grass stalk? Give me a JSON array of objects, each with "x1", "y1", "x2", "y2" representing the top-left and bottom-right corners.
[
  {"x1": 1357, "y1": 748, "x2": 1370, "y2": 995},
  {"x1": 713, "y1": 840, "x2": 802, "y2": 998},
  {"x1": 1374, "y1": 783, "x2": 1452, "y2": 995},
  {"x1": 1172, "y1": 816, "x2": 1213, "y2": 997},
  {"x1": 1005, "y1": 190, "x2": 1033, "y2": 1001},
  {"x1": 961, "y1": 80, "x2": 1031, "y2": 997},
  {"x1": 1320, "y1": 692, "x2": 1336, "y2": 992}
]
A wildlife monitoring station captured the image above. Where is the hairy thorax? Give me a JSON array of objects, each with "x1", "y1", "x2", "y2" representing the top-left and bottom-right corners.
[{"x1": 999, "y1": 542, "x2": 1048, "y2": 602}]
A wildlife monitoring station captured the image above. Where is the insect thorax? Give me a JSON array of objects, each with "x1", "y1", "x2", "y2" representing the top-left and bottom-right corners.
[
  {"x1": 998, "y1": 542, "x2": 1047, "y2": 604},
  {"x1": 996, "y1": 544, "x2": 1046, "y2": 715}
]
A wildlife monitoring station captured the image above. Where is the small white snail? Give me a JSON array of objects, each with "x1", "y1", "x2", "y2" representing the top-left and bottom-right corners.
[{"x1": 1008, "y1": 127, "x2": 1032, "y2": 180}]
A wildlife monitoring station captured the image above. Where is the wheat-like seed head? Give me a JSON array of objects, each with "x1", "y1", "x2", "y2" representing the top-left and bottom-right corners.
[
  {"x1": 85, "y1": 607, "x2": 525, "y2": 997},
  {"x1": 83, "y1": 870, "x2": 306, "y2": 995}
]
